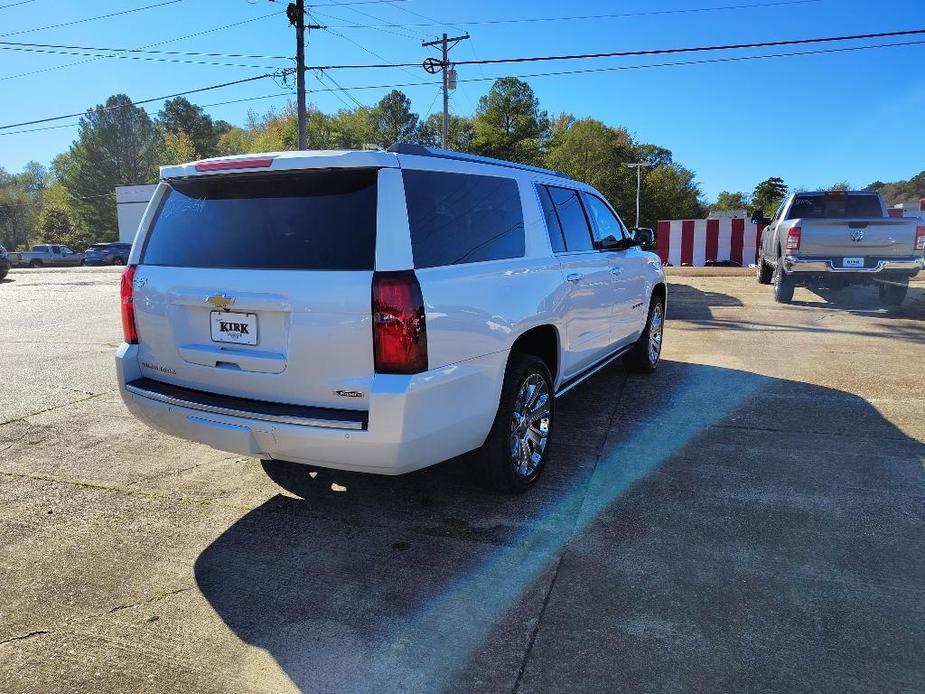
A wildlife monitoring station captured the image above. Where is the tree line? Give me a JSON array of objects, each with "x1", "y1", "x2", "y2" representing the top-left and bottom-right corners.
[{"x1": 1, "y1": 77, "x2": 922, "y2": 251}]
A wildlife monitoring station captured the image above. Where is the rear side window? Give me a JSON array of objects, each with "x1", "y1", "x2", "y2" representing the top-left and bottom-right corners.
[
  {"x1": 544, "y1": 186, "x2": 594, "y2": 252},
  {"x1": 403, "y1": 170, "x2": 525, "y2": 268},
  {"x1": 142, "y1": 169, "x2": 377, "y2": 270},
  {"x1": 787, "y1": 194, "x2": 882, "y2": 219},
  {"x1": 538, "y1": 186, "x2": 566, "y2": 253}
]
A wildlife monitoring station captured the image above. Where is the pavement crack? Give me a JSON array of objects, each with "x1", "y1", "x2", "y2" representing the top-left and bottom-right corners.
[
  {"x1": 108, "y1": 587, "x2": 192, "y2": 614},
  {"x1": 0, "y1": 392, "x2": 109, "y2": 427},
  {"x1": 512, "y1": 554, "x2": 563, "y2": 693},
  {"x1": 0, "y1": 630, "x2": 51, "y2": 646}
]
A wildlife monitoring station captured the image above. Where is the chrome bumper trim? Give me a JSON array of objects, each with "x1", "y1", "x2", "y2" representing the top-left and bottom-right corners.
[
  {"x1": 784, "y1": 256, "x2": 924, "y2": 274},
  {"x1": 125, "y1": 383, "x2": 366, "y2": 430}
]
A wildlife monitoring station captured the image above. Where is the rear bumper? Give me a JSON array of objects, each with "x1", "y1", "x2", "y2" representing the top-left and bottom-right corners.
[
  {"x1": 116, "y1": 343, "x2": 507, "y2": 475},
  {"x1": 784, "y1": 255, "x2": 924, "y2": 274}
]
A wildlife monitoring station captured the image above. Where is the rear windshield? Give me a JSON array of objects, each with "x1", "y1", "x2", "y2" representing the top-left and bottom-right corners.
[
  {"x1": 142, "y1": 169, "x2": 378, "y2": 270},
  {"x1": 787, "y1": 194, "x2": 882, "y2": 219}
]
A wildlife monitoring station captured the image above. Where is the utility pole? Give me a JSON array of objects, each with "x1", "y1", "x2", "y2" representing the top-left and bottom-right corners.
[
  {"x1": 422, "y1": 32, "x2": 470, "y2": 148},
  {"x1": 625, "y1": 162, "x2": 655, "y2": 228},
  {"x1": 287, "y1": 0, "x2": 323, "y2": 150}
]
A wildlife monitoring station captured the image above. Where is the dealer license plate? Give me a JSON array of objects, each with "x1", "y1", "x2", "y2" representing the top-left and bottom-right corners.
[
  {"x1": 842, "y1": 257, "x2": 864, "y2": 269},
  {"x1": 210, "y1": 311, "x2": 258, "y2": 345}
]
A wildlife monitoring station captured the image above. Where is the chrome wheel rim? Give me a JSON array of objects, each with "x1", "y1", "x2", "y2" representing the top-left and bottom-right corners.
[
  {"x1": 510, "y1": 374, "x2": 550, "y2": 479},
  {"x1": 648, "y1": 303, "x2": 663, "y2": 365}
]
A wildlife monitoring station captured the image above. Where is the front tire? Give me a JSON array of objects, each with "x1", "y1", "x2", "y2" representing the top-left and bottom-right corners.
[
  {"x1": 755, "y1": 254, "x2": 773, "y2": 284},
  {"x1": 772, "y1": 260, "x2": 794, "y2": 303},
  {"x1": 28, "y1": 259, "x2": 41, "y2": 268},
  {"x1": 623, "y1": 295, "x2": 665, "y2": 374},
  {"x1": 879, "y1": 280, "x2": 908, "y2": 306},
  {"x1": 478, "y1": 353, "x2": 554, "y2": 493}
]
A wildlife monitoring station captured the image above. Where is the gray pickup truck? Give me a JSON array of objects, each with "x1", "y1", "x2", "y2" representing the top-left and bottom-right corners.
[
  {"x1": 14, "y1": 244, "x2": 85, "y2": 268},
  {"x1": 756, "y1": 191, "x2": 924, "y2": 305}
]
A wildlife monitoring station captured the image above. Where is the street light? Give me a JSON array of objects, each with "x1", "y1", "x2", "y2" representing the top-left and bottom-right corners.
[{"x1": 625, "y1": 162, "x2": 655, "y2": 229}]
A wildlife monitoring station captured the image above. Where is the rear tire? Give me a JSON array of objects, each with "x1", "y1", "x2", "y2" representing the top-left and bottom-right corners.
[
  {"x1": 623, "y1": 295, "x2": 665, "y2": 374},
  {"x1": 879, "y1": 280, "x2": 908, "y2": 306},
  {"x1": 477, "y1": 353, "x2": 554, "y2": 493},
  {"x1": 772, "y1": 260, "x2": 794, "y2": 303},
  {"x1": 28, "y1": 259, "x2": 41, "y2": 268},
  {"x1": 112, "y1": 256, "x2": 125, "y2": 266},
  {"x1": 755, "y1": 254, "x2": 773, "y2": 284}
]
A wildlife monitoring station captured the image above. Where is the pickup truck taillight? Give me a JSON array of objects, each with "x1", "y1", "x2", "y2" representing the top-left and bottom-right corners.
[
  {"x1": 915, "y1": 226, "x2": 925, "y2": 252},
  {"x1": 785, "y1": 227, "x2": 801, "y2": 251},
  {"x1": 120, "y1": 265, "x2": 138, "y2": 344},
  {"x1": 372, "y1": 271, "x2": 427, "y2": 374}
]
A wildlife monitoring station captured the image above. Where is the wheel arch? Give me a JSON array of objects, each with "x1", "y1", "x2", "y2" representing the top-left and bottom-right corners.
[{"x1": 508, "y1": 324, "x2": 560, "y2": 386}]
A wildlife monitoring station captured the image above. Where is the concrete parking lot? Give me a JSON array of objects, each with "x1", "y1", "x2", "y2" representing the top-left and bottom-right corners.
[{"x1": 1, "y1": 267, "x2": 923, "y2": 693}]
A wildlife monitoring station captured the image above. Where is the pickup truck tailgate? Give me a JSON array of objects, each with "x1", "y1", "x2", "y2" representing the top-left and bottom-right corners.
[{"x1": 796, "y1": 218, "x2": 918, "y2": 258}]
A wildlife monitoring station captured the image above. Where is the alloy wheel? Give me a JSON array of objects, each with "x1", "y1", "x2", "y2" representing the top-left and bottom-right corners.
[{"x1": 509, "y1": 373, "x2": 550, "y2": 479}]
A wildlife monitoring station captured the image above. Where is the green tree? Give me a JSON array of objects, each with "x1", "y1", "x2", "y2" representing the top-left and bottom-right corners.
[
  {"x1": 472, "y1": 78, "x2": 548, "y2": 164},
  {"x1": 827, "y1": 181, "x2": 851, "y2": 192},
  {"x1": 640, "y1": 164, "x2": 706, "y2": 230},
  {"x1": 866, "y1": 170, "x2": 925, "y2": 206},
  {"x1": 158, "y1": 97, "x2": 228, "y2": 158},
  {"x1": 711, "y1": 191, "x2": 751, "y2": 212},
  {"x1": 59, "y1": 94, "x2": 162, "y2": 240},
  {"x1": 162, "y1": 131, "x2": 198, "y2": 165},
  {"x1": 545, "y1": 118, "x2": 636, "y2": 218},
  {"x1": 418, "y1": 113, "x2": 474, "y2": 150},
  {"x1": 371, "y1": 90, "x2": 419, "y2": 148},
  {"x1": 0, "y1": 168, "x2": 32, "y2": 250},
  {"x1": 752, "y1": 176, "x2": 788, "y2": 216}
]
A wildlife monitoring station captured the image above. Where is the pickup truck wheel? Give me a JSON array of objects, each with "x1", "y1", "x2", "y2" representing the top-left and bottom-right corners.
[
  {"x1": 478, "y1": 353, "x2": 554, "y2": 493},
  {"x1": 28, "y1": 259, "x2": 41, "y2": 268},
  {"x1": 878, "y1": 280, "x2": 908, "y2": 306},
  {"x1": 623, "y1": 295, "x2": 664, "y2": 374},
  {"x1": 755, "y1": 254, "x2": 773, "y2": 284},
  {"x1": 772, "y1": 260, "x2": 794, "y2": 303}
]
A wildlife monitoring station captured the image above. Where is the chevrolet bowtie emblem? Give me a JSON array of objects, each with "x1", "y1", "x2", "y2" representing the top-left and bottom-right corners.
[{"x1": 206, "y1": 294, "x2": 235, "y2": 310}]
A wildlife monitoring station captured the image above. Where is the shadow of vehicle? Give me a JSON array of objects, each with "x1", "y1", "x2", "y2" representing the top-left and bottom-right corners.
[
  {"x1": 666, "y1": 282, "x2": 744, "y2": 321},
  {"x1": 194, "y1": 361, "x2": 925, "y2": 692},
  {"x1": 792, "y1": 282, "x2": 925, "y2": 319}
]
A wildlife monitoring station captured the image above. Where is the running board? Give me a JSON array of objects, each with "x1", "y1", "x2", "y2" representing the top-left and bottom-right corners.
[{"x1": 555, "y1": 345, "x2": 632, "y2": 399}]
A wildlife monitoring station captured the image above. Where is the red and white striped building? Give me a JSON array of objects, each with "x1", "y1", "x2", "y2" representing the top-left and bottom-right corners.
[{"x1": 656, "y1": 218, "x2": 767, "y2": 267}]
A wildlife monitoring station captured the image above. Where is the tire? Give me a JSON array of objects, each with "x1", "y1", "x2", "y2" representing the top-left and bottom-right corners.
[
  {"x1": 477, "y1": 353, "x2": 555, "y2": 493},
  {"x1": 623, "y1": 295, "x2": 665, "y2": 374},
  {"x1": 879, "y1": 280, "x2": 908, "y2": 307},
  {"x1": 755, "y1": 253, "x2": 773, "y2": 284},
  {"x1": 772, "y1": 258, "x2": 794, "y2": 303},
  {"x1": 112, "y1": 256, "x2": 125, "y2": 266},
  {"x1": 28, "y1": 259, "x2": 41, "y2": 268}
]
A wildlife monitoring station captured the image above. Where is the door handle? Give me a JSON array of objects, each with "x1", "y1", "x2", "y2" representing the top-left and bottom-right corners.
[
  {"x1": 566, "y1": 272, "x2": 582, "y2": 283},
  {"x1": 610, "y1": 267, "x2": 623, "y2": 276}
]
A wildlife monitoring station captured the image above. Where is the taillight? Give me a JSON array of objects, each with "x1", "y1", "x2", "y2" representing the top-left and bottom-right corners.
[
  {"x1": 785, "y1": 226, "x2": 801, "y2": 251},
  {"x1": 120, "y1": 265, "x2": 138, "y2": 344},
  {"x1": 372, "y1": 271, "x2": 427, "y2": 374},
  {"x1": 915, "y1": 226, "x2": 925, "y2": 252}
]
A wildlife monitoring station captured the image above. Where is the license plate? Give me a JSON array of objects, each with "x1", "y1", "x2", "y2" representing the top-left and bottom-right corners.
[
  {"x1": 210, "y1": 311, "x2": 258, "y2": 345},
  {"x1": 842, "y1": 257, "x2": 864, "y2": 268}
]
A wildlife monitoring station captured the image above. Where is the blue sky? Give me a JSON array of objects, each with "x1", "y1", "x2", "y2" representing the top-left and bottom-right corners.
[{"x1": 1, "y1": 0, "x2": 923, "y2": 200}]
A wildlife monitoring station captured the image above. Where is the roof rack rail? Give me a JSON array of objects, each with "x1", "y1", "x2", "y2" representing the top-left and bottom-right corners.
[{"x1": 387, "y1": 143, "x2": 568, "y2": 178}]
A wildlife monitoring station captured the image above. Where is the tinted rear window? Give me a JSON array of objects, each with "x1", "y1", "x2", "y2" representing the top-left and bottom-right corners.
[
  {"x1": 142, "y1": 170, "x2": 377, "y2": 270},
  {"x1": 403, "y1": 169, "x2": 525, "y2": 268},
  {"x1": 787, "y1": 194, "x2": 882, "y2": 219}
]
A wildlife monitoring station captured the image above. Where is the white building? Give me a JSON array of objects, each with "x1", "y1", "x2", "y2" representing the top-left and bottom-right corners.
[{"x1": 116, "y1": 184, "x2": 157, "y2": 243}]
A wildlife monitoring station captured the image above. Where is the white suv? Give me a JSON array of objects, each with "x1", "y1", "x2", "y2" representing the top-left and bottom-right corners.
[{"x1": 116, "y1": 145, "x2": 667, "y2": 492}]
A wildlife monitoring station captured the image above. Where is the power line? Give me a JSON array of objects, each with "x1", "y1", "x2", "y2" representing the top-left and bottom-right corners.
[
  {"x1": 324, "y1": 0, "x2": 824, "y2": 28},
  {"x1": 0, "y1": 0, "x2": 184, "y2": 38},
  {"x1": 0, "y1": 39, "x2": 291, "y2": 60},
  {"x1": 0, "y1": 11, "x2": 286, "y2": 82},
  {"x1": 0, "y1": 45, "x2": 286, "y2": 70},
  {"x1": 0, "y1": 0, "x2": 36, "y2": 9},
  {"x1": 0, "y1": 70, "x2": 293, "y2": 130},
  {"x1": 2, "y1": 37, "x2": 923, "y2": 136},
  {"x1": 305, "y1": 27, "x2": 925, "y2": 69}
]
